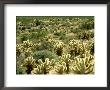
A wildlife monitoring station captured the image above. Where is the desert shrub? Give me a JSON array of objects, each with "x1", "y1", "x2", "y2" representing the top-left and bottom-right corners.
[
  {"x1": 33, "y1": 50, "x2": 59, "y2": 62},
  {"x1": 16, "y1": 66, "x2": 26, "y2": 74},
  {"x1": 34, "y1": 19, "x2": 42, "y2": 26},
  {"x1": 18, "y1": 32, "x2": 31, "y2": 42},
  {"x1": 59, "y1": 35, "x2": 67, "y2": 40},
  {"x1": 54, "y1": 31, "x2": 66, "y2": 37},
  {"x1": 29, "y1": 32, "x2": 38, "y2": 39},
  {"x1": 36, "y1": 30, "x2": 48, "y2": 39},
  {"x1": 79, "y1": 21, "x2": 94, "y2": 30},
  {"x1": 76, "y1": 31, "x2": 91, "y2": 40},
  {"x1": 71, "y1": 28, "x2": 81, "y2": 33},
  {"x1": 63, "y1": 35, "x2": 76, "y2": 44},
  {"x1": 20, "y1": 30, "x2": 49, "y2": 41},
  {"x1": 37, "y1": 41, "x2": 53, "y2": 51}
]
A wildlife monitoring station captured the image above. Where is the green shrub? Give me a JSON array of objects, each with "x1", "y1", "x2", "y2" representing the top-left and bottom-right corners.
[
  {"x1": 19, "y1": 32, "x2": 31, "y2": 42},
  {"x1": 36, "y1": 30, "x2": 48, "y2": 39},
  {"x1": 33, "y1": 50, "x2": 59, "y2": 62},
  {"x1": 79, "y1": 21, "x2": 94, "y2": 30},
  {"x1": 37, "y1": 41, "x2": 53, "y2": 51},
  {"x1": 34, "y1": 19, "x2": 42, "y2": 26},
  {"x1": 71, "y1": 28, "x2": 81, "y2": 33},
  {"x1": 54, "y1": 31, "x2": 66, "y2": 40},
  {"x1": 54, "y1": 31, "x2": 65, "y2": 36},
  {"x1": 77, "y1": 31, "x2": 92, "y2": 40},
  {"x1": 16, "y1": 66, "x2": 26, "y2": 74}
]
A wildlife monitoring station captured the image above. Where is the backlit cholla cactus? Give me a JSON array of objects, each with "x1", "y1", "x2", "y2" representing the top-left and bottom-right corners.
[
  {"x1": 54, "y1": 41, "x2": 65, "y2": 56},
  {"x1": 72, "y1": 54, "x2": 94, "y2": 74},
  {"x1": 68, "y1": 39, "x2": 88, "y2": 58},
  {"x1": 54, "y1": 61, "x2": 67, "y2": 74},
  {"x1": 59, "y1": 54, "x2": 73, "y2": 74},
  {"x1": 68, "y1": 39, "x2": 80, "y2": 57},
  {"x1": 44, "y1": 36, "x2": 65, "y2": 55},
  {"x1": 31, "y1": 58, "x2": 55, "y2": 74},
  {"x1": 16, "y1": 40, "x2": 37, "y2": 58},
  {"x1": 87, "y1": 40, "x2": 94, "y2": 55},
  {"x1": 16, "y1": 44, "x2": 24, "y2": 57},
  {"x1": 44, "y1": 35, "x2": 59, "y2": 47},
  {"x1": 22, "y1": 40, "x2": 37, "y2": 51},
  {"x1": 22, "y1": 56, "x2": 36, "y2": 74}
]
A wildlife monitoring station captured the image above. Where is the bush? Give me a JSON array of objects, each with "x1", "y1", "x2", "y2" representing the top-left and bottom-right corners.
[
  {"x1": 16, "y1": 66, "x2": 26, "y2": 74},
  {"x1": 54, "y1": 31, "x2": 65, "y2": 36},
  {"x1": 34, "y1": 19, "x2": 42, "y2": 26},
  {"x1": 79, "y1": 21, "x2": 94, "y2": 30},
  {"x1": 77, "y1": 31, "x2": 91, "y2": 40},
  {"x1": 37, "y1": 41, "x2": 53, "y2": 51},
  {"x1": 36, "y1": 30, "x2": 48, "y2": 39},
  {"x1": 33, "y1": 50, "x2": 59, "y2": 62},
  {"x1": 18, "y1": 32, "x2": 31, "y2": 42},
  {"x1": 26, "y1": 31, "x2": 48, "y2": 41},
  {"x1": 71, "y1": 28, "x2": 81, "y2": 33}
]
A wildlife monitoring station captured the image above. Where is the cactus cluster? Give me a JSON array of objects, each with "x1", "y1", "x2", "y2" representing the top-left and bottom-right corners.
[{"x1": 16, "y1": 16, "x2": 94, "y2": 75}]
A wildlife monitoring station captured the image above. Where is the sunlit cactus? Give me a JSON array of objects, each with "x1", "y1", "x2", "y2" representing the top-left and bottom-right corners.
[
  {"x1": 22, "y1": 56, "x2": 36, "y2": 74},
  {"x1": 22, "y1": 40, "x2": 37, "y2": 50},
  {"x1": 54, "y1": 61, "x2": 67, "y2": 74},
  {"x1": 72, "y1": 55, "x2": 94, "y2": 74},
  {"x1": 68, "y1": 39, "x2": 81, "y2": 57},
  {"x1": 88, "y1": 40, "x2": 94, "y2": 55},
  {"x1": 16, "y1": 40, "x2": 38, "y2": 58},
  {"x1": 68, "y1": 39, "x2": 89, "y2": 58},
  {"x1": 31, "y1": 58, "x2": 55, "y2": 74},
  {"x1": 16, "y1": 16, "x2": 94, "y2": 75},
  {"x1": 16, "y1": 44, "x2": 23, "y2": 56},
  {"x1": 59, "y1": 54, "x2": 73, "y2": 74},
  {"x1": 54, "y1": 41, "x2": 65, "y2": 56}
]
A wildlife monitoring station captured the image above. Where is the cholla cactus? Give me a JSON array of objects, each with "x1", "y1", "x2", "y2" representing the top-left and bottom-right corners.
[
  {"x1": 72, "y1": 55, "x2": 94, "y2": 74},
  {"x1": 77, "y1": 30, "x2": 93, "y2": 40},
  {"x1": 16, "y1": 40, "x2": 37, "y2": 58},
  {"x1": 69, "y1": 39, "x2": 81, "y2": 57},
  {"x1": 22, "y1": 56, "x2": 36, "y2": 74},
  {"x1": 31, "y1": 58, "x2": 55, "y2": 74},
  {"x1": 59, "y1": 54, "x2": 73, "y2": 74},
  {"x1": 54, "y1": 41, "x2": 65, "y2": 56},
  {"x1": 17, "y1": 17, "x2": 95, "y2": 75},
  {"x1": 16, "y1": 44, "x2": 23, "y2": 56},
  {"x1": 54, "y1": 61, "x2": 67, "y2": 74},
  {"x1": 68, "y1": 39, "x2": 88, "y2": 58},
  {"x1": 22, "y1": 40, "x2": 37, "y2": 50},
  {"x1": 87, "y1": 40, "x2": 94, "y2": 55},
  {"x1": 69, "y1": 39, "x2": 79, "y2": 55}
]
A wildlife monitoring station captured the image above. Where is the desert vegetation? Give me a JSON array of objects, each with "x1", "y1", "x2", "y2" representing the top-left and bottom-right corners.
[{"x1": 16, "y1": 16, "x2": 94, "y2": 75}]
